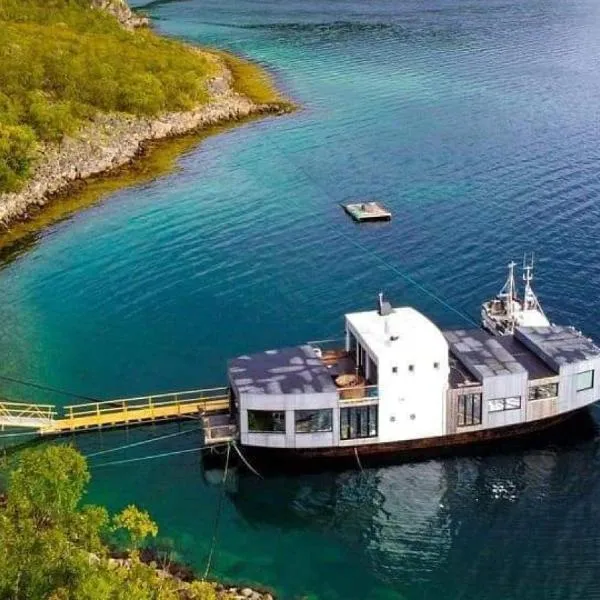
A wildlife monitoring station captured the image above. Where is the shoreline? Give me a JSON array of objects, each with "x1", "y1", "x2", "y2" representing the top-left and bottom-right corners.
[{"x1": 0, "y1": 46, "x2": 293, "y2": 234}]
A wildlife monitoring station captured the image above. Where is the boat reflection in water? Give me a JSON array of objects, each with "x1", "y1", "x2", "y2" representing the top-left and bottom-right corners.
[{"x1": 212, "y1": 408, "x2": 599, "y2": 598}]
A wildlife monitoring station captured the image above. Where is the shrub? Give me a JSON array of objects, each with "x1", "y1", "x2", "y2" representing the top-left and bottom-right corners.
[{"x1": 0, "y1": 0, "x2": 216, "y2": 192}]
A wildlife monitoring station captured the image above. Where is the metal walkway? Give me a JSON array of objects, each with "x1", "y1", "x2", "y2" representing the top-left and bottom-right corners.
[{"x1": 0, "y1": 387, "x2": 230, "y2": 436}]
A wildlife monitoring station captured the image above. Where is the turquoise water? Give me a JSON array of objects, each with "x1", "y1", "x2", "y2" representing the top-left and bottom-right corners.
[{"x1": 3, "y1": 0, "x2": 600, "y2": 597}]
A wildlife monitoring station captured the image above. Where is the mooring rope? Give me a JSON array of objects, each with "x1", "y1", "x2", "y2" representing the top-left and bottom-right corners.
[
  {"x1": 90, "y1": 442, "x2": 228, "y2": 469},
  {"x1": 269, "y1": 137, "x2": 478, "y2": 327},
  {"x1": 84, "y1": 427, "x2": 202, "y2": 458},
  {"x1": 0, "y1": 374, "x2": 99, "y2": 402},
  {"x1": 0, "y1": 430, "x2": 40, "y2": 439},
  {"x1": 231, "y1": 440, "x2": 263, "y2": 479},
  {"x1": 354, "y1": 447, "x2": 364, "y2": 472},
  {"x1": 203, "y1": 442, "x2": 231, "y2": 580}
]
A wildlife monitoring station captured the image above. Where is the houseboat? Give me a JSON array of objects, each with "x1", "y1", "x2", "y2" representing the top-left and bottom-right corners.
[{"x1": 203, "y1": 260, "x2": 600, "y2": 465}]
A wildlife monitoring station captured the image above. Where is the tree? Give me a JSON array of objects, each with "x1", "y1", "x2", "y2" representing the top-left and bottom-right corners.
[
  {"x1": 0, "y1": 445, "x2": 221, "y2": 600},
  {"x1": 112, "y1": 505, "x2": 158, "y2": 554}
]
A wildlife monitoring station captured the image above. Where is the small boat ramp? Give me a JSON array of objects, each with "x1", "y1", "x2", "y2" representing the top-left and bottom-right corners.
[{"x1": 342, "y1": 201, "x2": 391, "y2": 223}]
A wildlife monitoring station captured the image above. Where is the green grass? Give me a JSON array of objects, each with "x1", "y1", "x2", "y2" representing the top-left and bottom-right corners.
[
  {"x1": 215, "y1": 50, "x2": 293, "y2": 107},
  {"x1": 0, "y1": 0, "x2": 219, "y2": 193}
]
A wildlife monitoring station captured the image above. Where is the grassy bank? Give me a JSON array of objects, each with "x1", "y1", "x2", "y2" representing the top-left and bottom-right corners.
[{"x1": 0, "y1": 0, "x2": 220, "y2": 192}]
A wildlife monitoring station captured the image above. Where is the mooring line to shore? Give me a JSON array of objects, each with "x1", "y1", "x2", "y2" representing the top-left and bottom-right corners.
[
  {"x1": 0, "y1": 373, "x2": 100, "y2": 402},
  {"x1": 84, "y1": 427, "x2": 203, "y2": 458},
  {"x1": 0, "y1": 430, "x2": 40, "y2": 440},
  {"x1": 269, "y1": 136, "x2": 478, "y2": 327},
  {"x1": 203, "y1": 442, "x2": 231, "y2": 580},
  {"x1": 90, "y1": 442, "x2": 228, "y2": 469}
]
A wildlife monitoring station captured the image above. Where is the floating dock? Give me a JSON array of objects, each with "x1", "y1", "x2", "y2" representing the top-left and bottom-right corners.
[{"x1": 342, "y1": 201, "x2": 391, "y2": 222}]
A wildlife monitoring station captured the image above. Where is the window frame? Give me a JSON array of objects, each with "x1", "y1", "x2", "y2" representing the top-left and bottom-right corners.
[
  {"x1": 528, "y1": 382, "x2": 559, "y2": 401},
  {"x1": 457, "y1": 392, "x2": 482, "y2": 427},
  {"x1": 488, "y1": 396, "x2": 521, "y2": 413},
  {"x1": 340, "y1": 405, "x2": 378, "y2": 440},
  {"x1": 576, "y1": 370, "x2": 594, "y2": 392},
  {"x1": 247, "y1": 409, "x2": 286, "y2": 434},
  {"x1": 294, "y1": 409, "x2": 333, "y2": 434}
]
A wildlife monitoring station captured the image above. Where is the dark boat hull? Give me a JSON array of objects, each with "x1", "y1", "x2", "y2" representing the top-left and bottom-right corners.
[{"x1": 203, "y1": 407, "x2": 597, "y2": 473}]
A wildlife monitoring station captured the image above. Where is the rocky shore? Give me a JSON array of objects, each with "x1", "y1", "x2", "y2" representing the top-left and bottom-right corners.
[
  {"x1": 108, "y1": 552, "x2": 276, "y2": 600},
  {"x1": 0, "y1": 54, "x2": 289, "y2": 229}
]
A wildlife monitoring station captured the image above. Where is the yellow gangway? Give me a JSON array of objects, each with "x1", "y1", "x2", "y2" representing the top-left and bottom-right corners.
[{"x1": 43, "y1": 387, "x2": 230, "y2": 434}]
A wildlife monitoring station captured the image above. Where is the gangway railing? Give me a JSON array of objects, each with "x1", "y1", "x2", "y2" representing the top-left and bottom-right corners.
[
  {"x1": 0, "y1": 400, "x2": 56, "y2": 429},
  {"x1": 44, "y1": 387, "x2": 230, "y2": 434}
]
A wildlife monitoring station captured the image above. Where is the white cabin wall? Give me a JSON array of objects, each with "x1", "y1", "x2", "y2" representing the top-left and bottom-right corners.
[{"x1": 350, "y1": 332, "x2": 449, "y2": 444}]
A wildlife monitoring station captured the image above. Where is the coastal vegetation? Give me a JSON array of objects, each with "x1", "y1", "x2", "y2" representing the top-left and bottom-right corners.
[
  {"x1": 0, "y1": 445, "x2": 222, "y2": 599},
  {"x1": 0, "y1": 0, "x2": 219, "y2": 193}
]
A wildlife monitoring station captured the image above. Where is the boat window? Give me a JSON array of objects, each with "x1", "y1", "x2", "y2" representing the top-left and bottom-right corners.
[
  {"x1": 247, "y1": 410, "x2": 285, "y2": 433},
  {"x1": 295, "y1": 409, "x2": 333, "y2": 434},
  {"x1": 488, "y1": 396, "x2": 521, "y2": 412},
  {"x1": 408, "y1": 364, "x2": 414, "y2": 372},
  {"x1": 433, "y1": 362, "x2": 440, "y2": 370},
  {"x1": 457, "y1": 393, "x2": 482, "y2": 427},
  {"x1": 528, "y1": 382, "x2": 558, "y2": 401},
  {"x1": 340, "y1": 405, "x2": 378, "y2": 440},
  {"x1": 576, "y1": 370, "x2": 594, "y2": 392}
]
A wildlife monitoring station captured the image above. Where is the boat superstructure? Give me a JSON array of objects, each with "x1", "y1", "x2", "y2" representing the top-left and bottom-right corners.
[
  {"x1": 481, "y1": 255, "x2": 550, "y2": 335},
  {"x1": 202, "y1": 260, "x2": 599, "y2": 465}
]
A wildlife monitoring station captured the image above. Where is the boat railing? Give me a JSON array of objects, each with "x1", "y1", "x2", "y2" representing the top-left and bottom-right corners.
[
  {"x1": 337, "y1": 384, "x2": 379, "y2": 404},
  {"x1": 204, "y1": 423, "x2": 237, "y2": 444},
  {"x1": 306, "y1": 338, "x2": 345, "y2": 354}
]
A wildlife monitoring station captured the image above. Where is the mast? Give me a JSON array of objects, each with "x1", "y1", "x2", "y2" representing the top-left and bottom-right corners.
[
  {"x1": 499, "y1": 261, "x2": 517, "y2": 326},
  {"x1": 522, "y1": 252, "x2": 546, "y2": 317}
]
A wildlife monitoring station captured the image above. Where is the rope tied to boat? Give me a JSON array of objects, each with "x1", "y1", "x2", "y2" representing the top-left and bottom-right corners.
[
  {"x1": 232, "y1": 440, "x2": 263, "y2": 479},
  {"x1": 203, "y1": 441, "x2": 231, "y2": 580}
]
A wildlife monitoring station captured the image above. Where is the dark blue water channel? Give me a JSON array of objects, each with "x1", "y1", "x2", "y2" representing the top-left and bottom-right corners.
[{"x1": 2, "y1": 0, "x2": 600, "y2": 597}]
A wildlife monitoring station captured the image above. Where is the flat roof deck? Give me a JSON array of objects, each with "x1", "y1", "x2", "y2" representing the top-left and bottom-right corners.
[
  {"x1": 444, "y1": 328, "x2": 557, "y2": 386},
  {"x1": 516, "y1": 326, "x2": 600, "y2": 366},
  {"x1": 228, "y1": 345, "x2": 338, "y2": 395}
]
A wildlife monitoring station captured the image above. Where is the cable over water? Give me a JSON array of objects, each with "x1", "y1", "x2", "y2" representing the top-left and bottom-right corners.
[
  {"x1": 84, "y1": 427, "x2": 202, "y2": 458},
  {"x1": 89, "y1": 442, "x2": 228, "y2": 469},
  {"x1": 269, "y1": 137, "x2": 478, "y2": 327}
]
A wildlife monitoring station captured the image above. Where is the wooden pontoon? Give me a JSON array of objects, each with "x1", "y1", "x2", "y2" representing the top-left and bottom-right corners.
[{"x1": 342, "y1": 201, "x2": 391, "y2": 222}]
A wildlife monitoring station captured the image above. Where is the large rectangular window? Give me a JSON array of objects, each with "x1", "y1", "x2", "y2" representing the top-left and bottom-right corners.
[
  {"x1": 576, "y1": 370, "x2": 594, "y2": 392},
  {"x1": 529, "y1": 382, "x2": 559, "y2": 401},
  {"x1": 295, "y1": 409, "x2": 333, "y2": 433},
  {"x1": 247, "y1": 410, "x2": 285, "y2": 433},
  {"x1": 457, "y1": 393, "x2": 482, "y2": 427},
  {"x1": 488, "y1": 396, "x2": 521, "y2": 413},
  {"x1": 340, "y1": 405, "x2": 378, "y2": 440}
]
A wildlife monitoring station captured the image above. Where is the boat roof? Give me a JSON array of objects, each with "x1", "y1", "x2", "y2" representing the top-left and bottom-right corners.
[
  {"x1": 228, "y1": 345, "x2": 338, "y2": 396},
  {"x1": 346, "y1": 306, "x2": 448, "y2": 358},
  {"x1": 444, "y1": 328, "x2": 557, "y2": 384},
  {"x1": 516, "y1": 326, "x2": 600, "y2": 366}
]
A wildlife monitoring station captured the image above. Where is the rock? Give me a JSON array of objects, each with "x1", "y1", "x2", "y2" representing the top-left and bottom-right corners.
[
  {"x1": 241, "y1": 589, "x2": 253, "y2": 598},
  {"x1": 91, "y1": 0, "x2": 149, "y2": 30}
]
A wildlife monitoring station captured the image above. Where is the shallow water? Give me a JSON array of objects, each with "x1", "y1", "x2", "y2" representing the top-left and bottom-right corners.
[{"x1": 2, "y1": 0, "x2": 600, "y2": 597}]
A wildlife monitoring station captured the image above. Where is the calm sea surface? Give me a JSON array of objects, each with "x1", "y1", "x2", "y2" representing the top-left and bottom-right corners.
[{"x1": 2, "y1": 0, "x2": 600, "y2": 597}]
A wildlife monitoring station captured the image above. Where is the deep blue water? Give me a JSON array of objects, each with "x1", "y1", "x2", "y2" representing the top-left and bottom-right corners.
[{"x1": 2, "y1": 0, "x2": 600, "y2": 597}]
